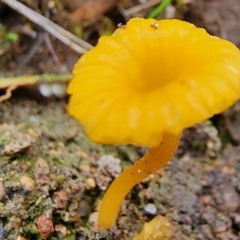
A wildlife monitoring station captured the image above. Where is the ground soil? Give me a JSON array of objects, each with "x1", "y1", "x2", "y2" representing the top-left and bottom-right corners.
[{"x1": 1, "y1": 0, "x2": 240, "y2": 240}]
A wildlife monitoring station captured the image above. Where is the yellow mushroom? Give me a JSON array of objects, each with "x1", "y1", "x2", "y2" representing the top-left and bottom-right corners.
[
  {"x1": 98, "y1": 132, "x2": 180, "y2": 229},
  {"x1": 68, "y1": 18, "x2": 240, "y2": 229}
]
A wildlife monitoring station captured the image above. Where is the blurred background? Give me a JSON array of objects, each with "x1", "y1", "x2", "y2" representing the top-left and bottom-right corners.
[{"x1": 1, "y1": 1, "x2": 240, "y2": 240}]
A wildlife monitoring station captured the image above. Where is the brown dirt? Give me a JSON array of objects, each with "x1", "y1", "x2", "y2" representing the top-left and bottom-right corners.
[{"x1": 1, "y1": 0, "x2": 240, "y2": 239}]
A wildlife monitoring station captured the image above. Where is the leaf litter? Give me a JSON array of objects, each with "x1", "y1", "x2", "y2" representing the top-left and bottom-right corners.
[{"x1": 1, "y1": 0, "x2": 240, "y2": 239}]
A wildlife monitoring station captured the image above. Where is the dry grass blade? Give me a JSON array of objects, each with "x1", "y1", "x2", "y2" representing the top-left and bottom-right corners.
[
  {"x1": 0, "y1": 85, "x2": 17, "y2": 103},
  {"x1": 0, "y1": 0, "x2": 93, "y2": 54},
  {"x1": 0, "y1": 74, "x2": 73, "y2": 89}
]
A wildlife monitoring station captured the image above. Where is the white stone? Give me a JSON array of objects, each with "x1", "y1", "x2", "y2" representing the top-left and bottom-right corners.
[
  {"x1": 39, "y1": 84, "x2": 52, "y2": 97},
  {"x1": 51, "y1": 83, "x2": 67, "y2": 98},
  {"x1": 144, "y1": 203, "x2": 157, "y2": 215}
]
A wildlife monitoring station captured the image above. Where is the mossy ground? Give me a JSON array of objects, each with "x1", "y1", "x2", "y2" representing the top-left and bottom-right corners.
[{"x1": 1, "y1": 0, "x2": 240, "y2": 239}]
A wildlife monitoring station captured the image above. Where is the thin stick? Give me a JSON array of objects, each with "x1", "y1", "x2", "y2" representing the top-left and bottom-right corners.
[
  {"x1": 0, "y1": 73, "x2": 73, "y2": 89},
  {"x1": 43, "y1": 32, "x2": 68, "y2": 73},
  {"x1": 119, "y1": 0, "x2": 161, "y2": 18},
  {"x1": 0, "y1": 0, "x2": 93, "y2": 54}
]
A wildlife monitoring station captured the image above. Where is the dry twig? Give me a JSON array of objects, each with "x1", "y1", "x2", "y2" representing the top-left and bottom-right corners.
[
  {"x1": 16, "y1": 32, "x2": 45, "y2": 72},
  {"x1": 0, "y1": 0, "x2": 93, "y2": 54}
]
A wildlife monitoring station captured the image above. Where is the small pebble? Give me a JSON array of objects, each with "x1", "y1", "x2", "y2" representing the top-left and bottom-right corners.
[
  {"x1": 182, "y1": 224, "x2": 192, "y2": 235},
  {"x1": 29, "y1": 115, "x2": 40, "y2": 123},
  {"x1": 79, "y1": 163, "x2": 91, "y2": 175},
  {"x1": 214, "y1": 220, "x2": 227, "y2": 233},
  {"x1": 85, "y1": 178, "x2": 96, "y2": 190},
  {"x1": 20, "y1": 176, "x2": 35, "y2": 191},
  {"x1": 39, "y1": 83, "x2": 67, "y2": 98},
  {"x1": 16, "y1": 236, "x2": 27, "y2": 240},
  {"x1": 233, "y1": 213, "x2": 240, "y2": 227},
  {"x1": 179, "y1": 214, "x2": 192, "y2": 225},
  {"x1": 88, "y1": 212, "x2": 98, "y2": 226},
  {"x1": 63, "y1": 212, "x2": 80, "y2": 222},
  {"x1": 144, "y1": 203, "x2": 157, "y2": 215},
  {"x1": 97, "y1": 155, "x2": 122, "y2": 178},
  {"x1": 34, "y1": 158, "x2": 50, "y2": 186},
  {"x1": 39, "y1": 84, "x2": 52, "y2": 98},
  {"x1": 201, "y1": 195, "x2": 212, "y2": 205},
  {"x1": 36, "y1": 215, "x2": 54, "y2": 239},
  {"x1": 52, "y1": 190, "x2": 69, "y2": 209},
  {"x1": 55, "y1": 224, "x2": 67, "y2": 238},
  {"x1": 51, "y1": 83, "x2": 67, "y2": 98}
]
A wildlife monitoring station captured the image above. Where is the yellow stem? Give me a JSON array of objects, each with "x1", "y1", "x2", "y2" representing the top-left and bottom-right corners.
[{"x1": 98, "y1": 132, "x2": 181, "y2": 229}]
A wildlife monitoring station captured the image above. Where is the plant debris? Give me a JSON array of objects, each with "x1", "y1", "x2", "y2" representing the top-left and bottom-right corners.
[{"x1": 1, "y1": 0, "x2": 240, "y2": 239}]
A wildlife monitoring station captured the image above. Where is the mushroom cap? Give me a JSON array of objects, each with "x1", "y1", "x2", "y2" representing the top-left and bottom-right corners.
[{"x1": 68, "y1": 18, "x2": 240, "y2": 147}]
